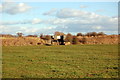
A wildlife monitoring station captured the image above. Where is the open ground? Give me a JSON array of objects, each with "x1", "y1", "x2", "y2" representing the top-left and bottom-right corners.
[{"x1": 2, "y1": 44, "x2": 119, "y2": 78}]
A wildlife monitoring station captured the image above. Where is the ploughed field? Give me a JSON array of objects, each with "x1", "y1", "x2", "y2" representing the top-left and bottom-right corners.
[{"x1": 2, "y1": 45, "x2": 119, "y2": 78}]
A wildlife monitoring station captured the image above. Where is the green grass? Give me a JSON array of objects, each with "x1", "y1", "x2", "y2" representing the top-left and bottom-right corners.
[{"x1": 2, "y1": 44, "x2": 119, "y2": 78}]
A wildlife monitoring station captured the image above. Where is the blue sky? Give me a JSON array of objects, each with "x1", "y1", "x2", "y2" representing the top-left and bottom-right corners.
[{"x1": 0, "y1": 2, "x2": 118, "y2": 35}]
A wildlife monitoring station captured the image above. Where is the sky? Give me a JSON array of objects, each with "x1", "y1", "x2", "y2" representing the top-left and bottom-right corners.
[{"x1": 0, "y1": 1, "x2": 118, "y2": 35}]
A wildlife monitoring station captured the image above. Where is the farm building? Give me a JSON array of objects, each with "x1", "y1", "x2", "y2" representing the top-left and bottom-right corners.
[{"x1": 46, "y1": 32, "x2": 66, "y2": 45}]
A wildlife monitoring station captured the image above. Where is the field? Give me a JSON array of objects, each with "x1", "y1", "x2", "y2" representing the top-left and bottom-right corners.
[{"x1": 2, "y1": 45, "x2": 119, "y2": 78}]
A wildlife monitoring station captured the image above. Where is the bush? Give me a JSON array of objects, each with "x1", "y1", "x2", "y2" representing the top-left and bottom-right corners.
[
  {"x1": 91, "y1": 32, "x2": 97, "y2": 37},
  {"x1": 85, "y1": 32, "x2": 97, "y2": 37},
  {"x1": 81, "y1": 38, "x2": 87, "y2": 44},
  {"x1": 85, "y1": 32, "x2": 91, "y2": 37},
  {"x1": 77, "y1": 33, "x2": 83, "y2": 36},
  {"x1": 26, "y1": 35, "x2": 37, "y2": 37},
  {"x1": 54, "y1": 31, "x2": 64, "y2": 36},
  {"x1": 65, "y1": 33, "x2": 73, "y2": 43},
  {"x1": 40, "y1": 34, "x2": 44, "y2": 39},
  {"x1": 72, "y1": 36, "x2": 79, "y2": 44},
  {"x1": 45, "y1": 35, "x2": 51, "y2": 40},
  {"x1": 97, "y1": 32, "x2": 105, "y2": 36}
]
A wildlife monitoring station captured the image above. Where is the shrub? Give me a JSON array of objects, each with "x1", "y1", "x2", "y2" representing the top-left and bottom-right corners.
[
  {"x1": 85, "y1": 32, "x2": 91, "y2": 37},
  {"x1": 81, "y1": 38, "x2": 87, "y2": 44},
  {"x1": 77, "y1": 33, "x2": 83, "y2": 36},
  {"x1": 54, "y1": 31, "x2": 64, "y2": 36},
  {"x1": 65, "y1": 33, "x2": 73, "y2": 43},
  {"x1": 40, "y1": 34, "x2": 44, "y2": 39},
  {"x1": 72, "y1": 36, "x2": 79, "y2": 44},
  {"x1": 44, "y1": 35, "x2": 51, "y2": 40},
  {"x1": 91, "y1": 32, "x2": 97, "y2": 37},
  {"x1": 97, "y1": 32, "x2": 105, "y2": 36},
  {"x1": 26, "y1": 35, "x2": 37, "y2": 37},
  {"x1": 85, "y1": 32, "x2": 97, "y2": 37}
]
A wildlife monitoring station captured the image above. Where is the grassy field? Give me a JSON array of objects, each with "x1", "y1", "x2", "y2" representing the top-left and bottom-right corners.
[{"x1": 2, "y1": 45, "x2": 119, "y2": 78}]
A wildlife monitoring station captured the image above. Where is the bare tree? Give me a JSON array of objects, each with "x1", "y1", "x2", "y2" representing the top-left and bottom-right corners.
[
  {"x1": 77, "y1": 33, "x2": 83, "y2": 36},
  {"x1": 97, "y1": 32, "x2": 105, "y2": 36},
  {"x1": 40, "y1": 34, "x2": 44, "y2": 39},
  {"x1": 85, "y1": 32, "x2": 97, "y2": 37},
  {"x1": 17, "y1": 33, "x2": 23, "y2": 37},
  {"x1": 65, "y1": 33, "x2": 73, "y2": 43}
]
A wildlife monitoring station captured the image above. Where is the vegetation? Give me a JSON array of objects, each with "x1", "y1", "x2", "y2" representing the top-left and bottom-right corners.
[
  {"x1": 17, "y1": 33, "x2": 23, "y2": 37},
  {"x1": 26, "y1": 35, "x2": 37, "y2": 37},
  {"x1": 44, "y1": 35, "x2": 51, "y2": 40},
  {"x1": 97, "y1": 32, "x2": 106, "y2": 36},
  {"x1": 65, "y1": 33, "x2": 73, "y2": 43},
  {"x1": 85, "y1": 32, "x2": 97, "y2": 37},
  {"x1": 81, "y1": 38, "x2": 87, "y2": 44},
  {"x1": 54, "y1": 31, "x2": 65, "y2": 36},
  {"x1": 0, "y1": 32, "x2": 107, "y2": 38},
  {"x1": 77, "y1": 33, "x2": 83, "y2": 36},
  {"x1": 2, "y1": 45, "x2": 119, "y2": 78},
  {"x1": 72, "y1": 36, "x2": 79, "y2": 44},
  {"x1": 0, "y1": 34, "x2": 16, "y2": 37}
]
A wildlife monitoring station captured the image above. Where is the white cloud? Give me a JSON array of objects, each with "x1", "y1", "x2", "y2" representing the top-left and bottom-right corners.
[
  {"x1": 43, "y1": 8, "x2": 118, "y2": 34},
  {"x1": 92, "y1": 26, "x2": 102, "y2": 30},
  {"x1": 0, "y1": 2, "x2": 31, "y2": 15},
  {"x1": 0, "y1": 24, "x2": 57, "y2": 35},
  {"x1": 1, "y1": 18, "x2": 42, "y2": 25},
  {"x1": 0, "y1": 4, "x2": 2, "y2": 13},
  {"x1": 1, "y1": 8, "x2": 118, "y2": 34},
  {"x1": 80, "y1": 5, "x2": 88, "y2": 8},
  {"x1": 43, "y1": 8, "x2": 57, "y2": 15},
  {"x1": 96, "y1": 9, "x2": 105, "y2": 12},
  {"x1": 56, "y1": 8, "x2": 101, "y2": 19},
  {"x1": 32, "y1": 18, "x2": 42, "y2": 24},
  {"x1": 0, "y1": 25, "x2": 39, "y2": 35}
]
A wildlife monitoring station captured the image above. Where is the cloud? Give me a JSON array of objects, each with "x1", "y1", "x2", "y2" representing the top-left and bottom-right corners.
[
  {"x1": 0, "y1": 2, "x2": 31, "y2": 15},
  {"x1": 43, "y1": 8, "x2": 57, "y2": 15},
  {"x1": 80, "y1": 5, "x2": 88, "y2": 8},
  {"x1": 1, "y1": 8, "x2": 118, "y2": 34},
  {"x1": 92, "y1": 26, "x2": 102, "y2": 30},
  {"x1": 96, "y1": 9, "x2": 105, "y2": 12},
  {"x1": 43, "y1": 8, "x2": 118, "y2": 34},
  {"x1": 0, "y1": 25, "x2": 39, "y2": 35},
  {"x1": 0, "y1": 24, "x2": 56, "y2": 35},
  {"x1": 56, "y1": 8, "x2": 101, "y2": 19},
  {"x1": 32, "y1": 18, "x2": 42, "y2": 24},
  {"x1": 1, "y1": 18, "x2": 42, "y2": 25},
  {"x1": 54, "y1": 8, "x2": 117, "y2": 25},
  {"x1": 0, "y1": 4, "x2": 2, "y2": 13}
]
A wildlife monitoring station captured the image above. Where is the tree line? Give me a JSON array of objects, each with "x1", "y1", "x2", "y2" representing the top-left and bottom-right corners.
[{"x1": 0, "y1": 31, "x2": 114, "y2": 44}]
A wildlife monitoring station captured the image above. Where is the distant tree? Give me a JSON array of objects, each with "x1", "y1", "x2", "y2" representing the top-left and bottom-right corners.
[
  {"x1": 85, "y1": 32, "x2": 97, "y2": 37},
  {"x1": 91, "y1": 32, "x2": 97, "y2": 37},
  {"x1": 45, "y1": 35, "x2": 51, "y2": 40},
  {"x1": 77, "y1": 33, "x2": 83, "y2": 36},
  {"x1": 40, "y1": 34, "x2": 44, "y2": 39},
  {"x1": 97, "y1": 32, "x2": 105, "y2": 36},
  {"x1": 33, "y1": 35, "x2": 37, "y2": 37},
  {"x1": 65, "y1": 33, "x2": 73, "y2": 43},
  {"x1": 0, "y1": 34, "x2": 14, "y2": 37},
  {"x1": 72, "y1": 36, "x2": 79, "y2": 44},
  {"x1": 54, "y1": 31, "x2": 64, "y2": 36},
  {"x1": 17, "y1": 33, "x2": 23, "y2": 37},
  {"x1": 85, "y1": 32, "x2": 91, "y2": 37},
  {"x1": 26, "y1": 35, "x2": 37, "y2": 37}
]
